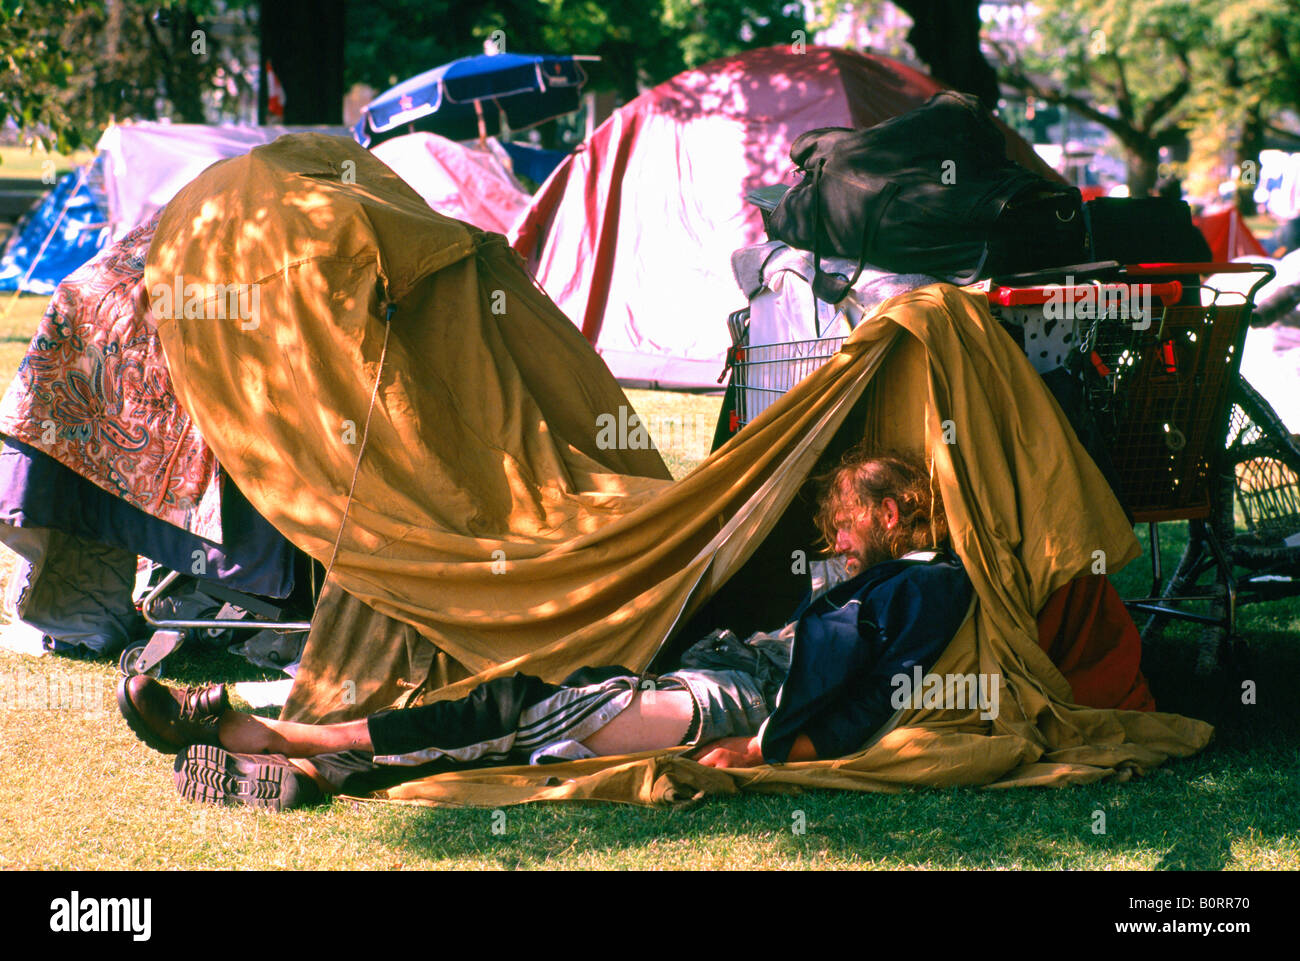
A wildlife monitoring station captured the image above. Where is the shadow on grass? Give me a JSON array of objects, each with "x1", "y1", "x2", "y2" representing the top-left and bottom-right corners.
[
  {"x1": 349, "y1": 747, "x2": 1297, "y2": 869},
  {"x1": 32, "y1": 515, "x2": 1291, "y2": 867}
]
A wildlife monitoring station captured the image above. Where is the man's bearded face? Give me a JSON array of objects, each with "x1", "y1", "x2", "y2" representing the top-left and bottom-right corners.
[{"x1": 831, "y1": 495, "x2": 895, "y2": 577}]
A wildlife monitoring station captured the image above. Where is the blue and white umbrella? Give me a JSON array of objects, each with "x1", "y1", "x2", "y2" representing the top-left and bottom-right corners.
[{"x1": 354, "y1": 52, "x2": 597, "y2": 147}]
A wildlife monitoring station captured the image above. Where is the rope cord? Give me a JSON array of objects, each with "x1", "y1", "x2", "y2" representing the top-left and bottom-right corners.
[{"x1": 323, "y1": 303, "x2": 394, "y2": 581}]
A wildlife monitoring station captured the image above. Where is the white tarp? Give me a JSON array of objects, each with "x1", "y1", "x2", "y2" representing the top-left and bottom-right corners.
[
  {"x1": 95, "y1": 122, "x2": 347, "y2": 238},
  {"x1": 96, "y1": 123, "x2": 531, "y2": 240}
]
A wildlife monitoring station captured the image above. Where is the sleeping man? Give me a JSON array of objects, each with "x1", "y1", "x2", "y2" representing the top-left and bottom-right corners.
[{"x1": 117, "y1": 446, "x2": 974, "y2": 811}]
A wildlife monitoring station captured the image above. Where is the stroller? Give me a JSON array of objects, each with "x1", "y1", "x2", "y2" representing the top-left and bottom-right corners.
[{"x1": 0, "y1": 437, "x2": 321, "y2": 678}]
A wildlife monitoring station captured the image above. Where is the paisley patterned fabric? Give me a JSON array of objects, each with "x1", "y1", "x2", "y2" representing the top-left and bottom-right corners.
[{"x1": 0, "y1": 215, "x2": 221, "y2": 540}]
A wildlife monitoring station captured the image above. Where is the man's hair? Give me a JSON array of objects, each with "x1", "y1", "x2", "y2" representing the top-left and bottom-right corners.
[{"x1": 814, "y1": 446, "x2": 949, "y2": 559}]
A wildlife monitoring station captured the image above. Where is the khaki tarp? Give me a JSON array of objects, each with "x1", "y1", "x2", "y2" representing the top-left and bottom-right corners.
[{"x1": 147, "y1": 134, "x2": 1211, "y2": 806}]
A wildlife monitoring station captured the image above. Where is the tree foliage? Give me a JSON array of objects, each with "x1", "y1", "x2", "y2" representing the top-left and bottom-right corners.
[
  {"x1": 343, "y1": 0, "x2": 807, "y2": 103},
  {"x1": 992, "y1": 0, "x2": 1300, "y2": 199},
  {"x1": 990, "y1": 0, "x2": 1211, "y2": 196},
  {"x1": 0, "y1": 0, "x2": 255, "y2": 153}
]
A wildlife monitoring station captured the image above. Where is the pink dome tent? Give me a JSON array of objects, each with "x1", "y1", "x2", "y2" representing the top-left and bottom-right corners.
[{"x1": 510, "y1": 45, "x2": 1059, "y2": 389}]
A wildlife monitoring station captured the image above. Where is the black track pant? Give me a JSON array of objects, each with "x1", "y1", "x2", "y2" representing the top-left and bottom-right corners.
[{"x1": 307, "y1": 666, "x2": 637, "y2": 796}]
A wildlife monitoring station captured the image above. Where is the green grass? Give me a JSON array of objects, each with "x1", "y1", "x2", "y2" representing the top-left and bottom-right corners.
[
  {"x1": 0, "y1": 144, "x2": 87, "y2": 180},
  {"x1": 623, "y1": 388, "x2": 722, "y2": 478},
  {"x1": 0, "y1": 316, "x2": 1297, "y2": 870},
  {"x1": 2, "y1": 573, "x2": 1297, "y2": 870},
  {"x1": 0, "y1": 293, "x2": 47, "y2": 378}
]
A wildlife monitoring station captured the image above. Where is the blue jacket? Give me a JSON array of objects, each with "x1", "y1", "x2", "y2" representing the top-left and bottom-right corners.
[{"x1": 757, "y1": 549, "x2": 974, "y2": 763}]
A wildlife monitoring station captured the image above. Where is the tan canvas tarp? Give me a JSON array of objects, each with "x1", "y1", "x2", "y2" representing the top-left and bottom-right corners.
[{"x1": 147, "y1": 134, "x2": 1211, "y2": 806}]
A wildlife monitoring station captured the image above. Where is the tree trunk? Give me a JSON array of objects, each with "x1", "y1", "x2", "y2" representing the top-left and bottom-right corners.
[
  {"x1": 895, "y1": 0, "x2": 1000, "y2": 109},
  {"x1": 1126, "y1": 148, "x2": 1159, "y2": 198},
  {"x1": 165, "y1": 11, "x2": 206, "y2": 123},
  {"x1": 1237, "y1": 104, "x2": 1263, "y2": 215},
  {"x1": 259, "y1": 0, "x2": 345, "y2": 125}
]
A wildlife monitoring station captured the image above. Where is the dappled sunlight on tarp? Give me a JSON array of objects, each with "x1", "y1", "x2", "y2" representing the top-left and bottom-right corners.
[{"x1": 149, "y1": 134, "x2": 1210, "y2": 807}]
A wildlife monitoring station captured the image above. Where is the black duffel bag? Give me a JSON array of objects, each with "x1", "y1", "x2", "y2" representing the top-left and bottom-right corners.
[{"x1": 767, "y1": 91, "x2": 1086, "y2": 302}]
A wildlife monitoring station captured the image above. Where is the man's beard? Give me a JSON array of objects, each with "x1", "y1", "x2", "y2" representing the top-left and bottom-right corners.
[{"x1": 844, "y1": 524, "x2": 896, "y2": 576}]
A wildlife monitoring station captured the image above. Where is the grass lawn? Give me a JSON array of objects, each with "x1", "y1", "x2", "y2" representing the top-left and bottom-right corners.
[
  {"x1": 0, "y1": 144, "x2": 87, "y2": 180},
  {"x1": 0, "y1": 299, "x2": 1297, "y2": 870}
]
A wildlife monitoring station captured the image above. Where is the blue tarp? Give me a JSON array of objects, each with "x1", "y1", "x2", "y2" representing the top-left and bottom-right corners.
[
  {"x1": 0, "y1": 165, "x2": 110, "y2": 295},
  {"x1": 500, "y1": 140, "x2": 568, "y2": 184}
]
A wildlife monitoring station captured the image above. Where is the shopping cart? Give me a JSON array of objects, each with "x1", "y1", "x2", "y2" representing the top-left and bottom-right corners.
[
  {"x1": 718, "y1": 307, "x2": 846, "y2": 433},
  {"x1": 716, "y1": 261, "x2": 1300, "y2": 662},
  {"x1": 989, "y1": 262, "x2": 1298, "y2": 658},
  {"x1": 120, "y1": 560, "x2": 318, "y2": 678}
]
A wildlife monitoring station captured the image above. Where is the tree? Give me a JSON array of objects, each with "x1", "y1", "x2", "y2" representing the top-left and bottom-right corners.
[
  {"x1": 1181, "y1": 0, "x2": 1300, "y2": 211},
  {"x1": 259, "y1": 0, "x2": 344, "y2": 124},
  {"x1": 343, "y1": 0, "x2": 807, "y2": 106},
  {"x1": 990, "y1": 0, "x2": 1211, "y2": 198},
  {"x1": 806, "y1": 0, "x2": 1000, "y2": 107},
  {"x1": 0, "y1": 0, "x2": 256, "y2": 153},
  {"x1": 892, "y1": 0, "x2": 998, "y2": 107}
]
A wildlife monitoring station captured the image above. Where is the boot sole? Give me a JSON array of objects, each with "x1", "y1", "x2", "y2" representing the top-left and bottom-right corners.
[{"x1": 174, "y1": 745, "x2": 321, "y2": 812}]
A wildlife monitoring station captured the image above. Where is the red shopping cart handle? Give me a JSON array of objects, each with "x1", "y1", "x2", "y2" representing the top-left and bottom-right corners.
[
  {"x1": 986, "y1": 280, "x2": 1182, "y2": 308},
  {"x1": 1124, "y1": 262, "x2": 1261, "y2": 275},
  {"x1": 1123, "y1": 261, "x2": 1277, "y2": 303}
]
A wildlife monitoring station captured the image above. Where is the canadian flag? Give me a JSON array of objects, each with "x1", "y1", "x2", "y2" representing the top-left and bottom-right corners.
[{"x1": 265, "y1": 60, "x2": 285, "y2": 120}]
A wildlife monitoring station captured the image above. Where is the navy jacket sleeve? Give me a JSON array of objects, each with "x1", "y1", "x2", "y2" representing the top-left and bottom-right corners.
[
  {"x1": 759, "y1": 554, "x2": 973, "y2": 763},
  {"x1": 801, "y1": 570, "x2": 969, "y2": 759}
]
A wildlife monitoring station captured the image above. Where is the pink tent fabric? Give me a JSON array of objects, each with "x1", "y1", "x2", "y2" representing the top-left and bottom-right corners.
[
  {"x1": 511, "y1": 45, "x2": 1060, "y2": 388},
  {"x1": 1194, "y1": 206, "x2": 1268, "y2": 261},
  {"x1": 370, "y1": 132, "x2": 530, "y2": 235}
]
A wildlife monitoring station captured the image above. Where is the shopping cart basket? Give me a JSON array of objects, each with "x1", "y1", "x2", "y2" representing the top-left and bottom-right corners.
[
  {"x1": 989, "y1": 261, "x2": 1282, "y2": 647},
  {"x1": 719, "y1": 261, "x2": 1296, "y2": 660}
]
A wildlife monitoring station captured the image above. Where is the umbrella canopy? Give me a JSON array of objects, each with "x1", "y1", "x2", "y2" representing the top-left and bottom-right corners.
[{"x1": 354, "y1": 52, "x2": 594, "y2": 146}]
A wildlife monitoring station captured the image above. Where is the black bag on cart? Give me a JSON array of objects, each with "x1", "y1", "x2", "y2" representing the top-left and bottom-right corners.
[
  {"x1": 767, "y1": 91, "x2": 1085, "y2": 302},
  {"x1": 1085, "y1": 197, "x2": 1212, "y2": 265}
]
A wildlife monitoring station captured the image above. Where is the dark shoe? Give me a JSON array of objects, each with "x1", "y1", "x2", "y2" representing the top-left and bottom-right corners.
[
  {"x1": 174, "y1": 745, "x2": 325, "y2": 812},
  {"x1": 116, "y1": 675, "x2": 229, "y2": 754}
]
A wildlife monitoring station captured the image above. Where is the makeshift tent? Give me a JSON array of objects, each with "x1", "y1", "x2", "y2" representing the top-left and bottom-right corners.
[
  {"x1": 98, "y1": 122, "x2": 530, "y2": 241},
  {"x1": 148, "y1": 133, "x2": 1209, "y2": 806},
  {"x1": 510, "y1": 45, "x2": 1062, "y2": 389},
  {"x1": 0, "y1": 165, "x2": 110, "y2": 295},
  {"x1": 370, "y1": 132, "x2": 530, "y2": 236},
  {"x1": 0, "y1": 121, "x2": 542, "y2": 301},
  {"x1": 95, "y1": 123, "x2": 349, "y2": 239},
  {"x1": 1194, "y1": 206, "x2": 1268, "y2": 261}
]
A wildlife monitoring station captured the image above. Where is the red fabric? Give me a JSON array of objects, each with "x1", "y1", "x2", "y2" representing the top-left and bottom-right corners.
[
  {"x1": 1036, "y1": 574, "x2": 1156, "y2": 711},
  {"x1": 1194, "y1": 206, "x2": 1268, "y2": 261},
  {"x1": 510, "y1": 45, "x2": 1062, "y2": 389}
]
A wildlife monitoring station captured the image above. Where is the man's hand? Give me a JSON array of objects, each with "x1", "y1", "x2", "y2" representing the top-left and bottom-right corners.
[{"x1": 692, "y1": 735, "x2": 765, "y2": 768}]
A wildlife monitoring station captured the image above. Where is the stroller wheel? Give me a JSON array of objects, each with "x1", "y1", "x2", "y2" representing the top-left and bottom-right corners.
[{"x1": 119, "y1": 642, "x2": 164, "y2": 679}]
